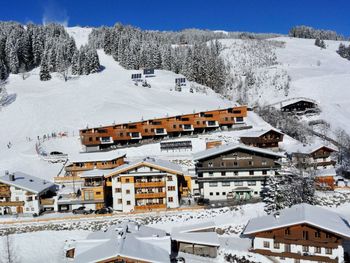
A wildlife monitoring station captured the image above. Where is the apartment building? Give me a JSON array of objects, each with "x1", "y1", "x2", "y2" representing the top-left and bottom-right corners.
[
  {"x1": 105, "y1": 157, "x2": 184, "y2": 212},
  {"x1": 193, "y1": 143, "x2": 284, "y2": 201}
]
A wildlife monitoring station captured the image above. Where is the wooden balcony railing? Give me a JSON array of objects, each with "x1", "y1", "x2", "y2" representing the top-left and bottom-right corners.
[
  {"x1": 135, "y1": 192, "x2": 166, "y2": 199},
  {"x1": 54, "y1": 176, "x2": 83, "y2": 183},
  {"x1": 40, "y1": 198, "x2": 55, "y2": 205},
  {"x1": 0, "y1": 201, "x2": 24, "y2": 206},
  {"x1": 134, "y1": 204, "x2": 166, "y2": 210},
  {"x1": 0, "y1": 190, "x2": 11, "y2": 198},
  {"x1": 134, "y1": 181, "x2": 165, "y2": 188}
]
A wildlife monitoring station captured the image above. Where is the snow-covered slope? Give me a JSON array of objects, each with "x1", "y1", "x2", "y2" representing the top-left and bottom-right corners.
[
  {"x1": 221, "y1": 36, "x2": 350, "y2": 134},
  {"x1": 0, "y1": 27, "x2": 233, "y2": 178}
]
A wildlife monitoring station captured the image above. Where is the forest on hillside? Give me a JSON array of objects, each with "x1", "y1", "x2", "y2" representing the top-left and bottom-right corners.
[{"x1": 0, "y1": 22, "x2": 100, "y2": 82}]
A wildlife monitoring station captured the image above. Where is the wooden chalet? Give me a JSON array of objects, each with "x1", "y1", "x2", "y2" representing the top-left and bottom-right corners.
[
  {"x1": 243, "y1": 203, "x2": 350, "y2": 263},
  {"x1": 240, "y1": 128, "x2": 284, "y2": 149},
  {"x1": 280, "y1": 99, "x2": 319, "y2": 114},
  {"x1": 79, "y1": 106, "x2": 247, "y2": 151}
]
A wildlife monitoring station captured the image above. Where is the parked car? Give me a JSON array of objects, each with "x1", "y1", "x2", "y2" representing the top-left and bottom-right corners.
[
  {"x1": 72, "y1": 206, "x2": 93, "y2": 215},
  {"x1": 196, "y1": 197, "x2": 210, "y2": 206},
  {"x1": 95, "y1": 207, "x2": 113, "y2": 214}
]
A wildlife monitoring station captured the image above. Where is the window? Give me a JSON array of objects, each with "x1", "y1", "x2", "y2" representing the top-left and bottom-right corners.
[
  {"x1": 168, "y1": 197, "x2": 173, "y2": 202},
  {"x1": 117, "y1": 177, "x2": 121, "y2": 182},
  {"x1": 167, "y1": 176, "x2": 173, "y2": 181},
  {"x1": 248, "y1": 181, "x2": 256, "y2": 186},
  {"x1": 26, "y1": 196, "x2": 33, "y2": 201},
  {"x1": 209, "y1": 182, "x2": 218, "y2": 187},
  {"x1": 208, "y1": 162, "x2": 213, "y2": 167},
  {"x1": 222, "y1": 182, "x2": 230, "y2": 187},
  {"x1": 115, "y1": 188, "x2": 121, "y2": 193},
  {"x1": 96, "y1": 191, "x2": 101, "y2": 195},
  {"x1": 234, "y1": 181, "x2": 243, "y2": 186},
  {"x1": 168, "y1": 186, "x2": 176, "y2": 191},
  {"x1": 89, "y1": 137, "x2": 92, "y2": 142},
  {"x1": 274, "y1": 242, "x2": 280, "y2": 249},
  {"x1": 233, "y1": 161, "x2": 238, "y2": 166},
  {"x1": 125, "y1": 178, "x2": 130, "y2": 183},
  {"x1": 315, "y1": 231, "x2": 321, "y2": 238},
  {"x1": 221, "y1": 162, "x2": 225, "y2": 167},
  {"x1": 209, "y1": 172, "x2": 214, "y2": 176},
  {"x1": 84, "y1": 191, "x2": 94, "y2": 200},
  {"x1": 126, "y1": 201, "x2": 131, "y2": 205},
  {"x1": 126, "y1": 190, "x2": 130, "y2": 194},
  {"x1": 248, "y1": 161, "x2": 253, "y2": 166},
  {"x1": 249, "y1": 171, "x2": 254, "y2": 176},
  {"x1": 325, "y1": 233, "x2": 331, "y2": 238},
  {"x1": 221, "y1": 171, "x2": 226, "y2": 176},
  {"x1": 222, "y1": 192, "x2": 226, "y2": 195},
  {"x1": 315, "y1": 246, "x2": 321, "y2": 254},
  {"x1": 326, "y1": 248, "x2": 332, "y2": 255},
  {"x1": 262, "y1": 160, "x2": 267, "y2": 166},
  {"x1": 216, "y1": 192, "x2": 220, "y2": 196},
  {"x1": 302, "y1": 246, "x2": 309, "y2": 252},
  {"x1": 263, "y1": 241, "x2": 270, "y2": 248},
  {"x1": 118, "y1": 199, "x2": 122, "y2": 204},
  {"x1": 294, "y1": 259, "x2": 300, "y2": 263},
  {"x1": 234, "y1": 171, "x2": 239, "y2": 176},
  {"x1": 262, "y1": 170, "x2": 267, "y2": 175},
  {"x1": 198, "y1": 172, "x2": 203, "y2": 178},
  {"x1": 303, "y1": 230, "x2": 309, "y2": 240},
  {"x1": 284, "y1": 244, "x2": 291, "y2": 252},
  {"x1": 285, "y1": 228, "x2": 291, "y2": 235},
  {"x1": 209, "y1": 192, "x2": 213, "y2": 196}
]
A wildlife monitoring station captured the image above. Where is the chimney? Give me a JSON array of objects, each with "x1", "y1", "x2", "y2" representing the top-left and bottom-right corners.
[
  {"x1": 273, "y1": 212, "x2": 280, "y2": 219},
  {"x1": 9, "y1": 173, "x2": 15, "y2": 181}
]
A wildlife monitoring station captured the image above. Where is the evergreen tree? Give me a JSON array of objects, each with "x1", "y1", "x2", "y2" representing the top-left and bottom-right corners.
[
  {"x1": 71, "y1": 50, "x2": 80, "y2": 75},
  {"x1": 39, "y1": 54, "x2": 51, "y2": 81}
]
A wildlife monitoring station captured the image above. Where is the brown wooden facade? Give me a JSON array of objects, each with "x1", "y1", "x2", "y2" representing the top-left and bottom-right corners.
[
  {"x1": 292, "y1": 146, "x2": 337, "y2": 170},
  {"x1": 249, "y1": 224, "x2": 343, "y2": 263},
  {"x1": 79, "y1": 106, "x2": 247, "y2": 150},
  {"x1": 240, "y1": 129, "x2": 284, "y2": 148},
  {"x1": 281, "y1": 100, "x2": 318, "y2": 113}
]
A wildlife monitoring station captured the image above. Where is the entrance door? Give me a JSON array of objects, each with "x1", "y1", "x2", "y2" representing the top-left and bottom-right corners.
[{"x1": 16, "y1": 206, "x2": 23, "y2": 214}]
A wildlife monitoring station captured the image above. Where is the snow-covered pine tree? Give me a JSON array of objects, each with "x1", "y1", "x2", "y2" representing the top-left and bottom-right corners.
[
  {"x1": 39, "y1": 53, "x2": 51, "y2": 81},
  {"x1": 71, "y1": 50, "x2": 80, "y2": 75}
]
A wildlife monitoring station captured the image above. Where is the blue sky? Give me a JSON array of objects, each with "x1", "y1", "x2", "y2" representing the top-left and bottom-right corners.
[{"x1": 1, "y1": 0, "x2": 349, "y2": 36}]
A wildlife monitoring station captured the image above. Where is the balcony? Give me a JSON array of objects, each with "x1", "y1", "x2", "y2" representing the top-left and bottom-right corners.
[
  {"x1": 182, "y1": 124, "x2": 194, "y2": 131},
  {"x1": 40, "y1": 198, "x2": 55, "y2": 206},
  {"x1": 155, "y1": 128, "x2": 167, "y2": 135},
  {"x1": 129, "y1": 132, "x2": 142, "y2": 140},
  {"x1": 135, "y1": 181, "x2": 166, "y2": 188},
  {"x1": 206, "y1": 121, "x2": 219, "y2": 127},
  {"x1": 100, "y1": 136, "x2": 113, "y2": 144},
  {"x1": 135, "y1": 192, "x2": 166, "y2": 199},
  {"x1": 54, "y1": 176, "x2": 83, "y2": 183},
  {"x1": 0, "y1": 201, "x2": 25, "y2": 206},
  {"x1": 134, "y1": 204, "x2": 166, "y2": 211},
  {"x1": 0, "y1": 189, "x2": 11, "y2": 198}
]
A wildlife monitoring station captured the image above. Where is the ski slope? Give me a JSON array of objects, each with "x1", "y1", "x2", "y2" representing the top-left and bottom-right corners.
[{"x1": 0, "y1": 27, "x2": 233, "y2": 178}]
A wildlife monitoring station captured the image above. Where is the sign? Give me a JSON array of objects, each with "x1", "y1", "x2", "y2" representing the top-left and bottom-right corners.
[
  {"x1": 143, "y1": 69, "x2": 154, "y2": 75},
  {"x1": 160, "y1": 140, "x2": 192, "y2": 152}
]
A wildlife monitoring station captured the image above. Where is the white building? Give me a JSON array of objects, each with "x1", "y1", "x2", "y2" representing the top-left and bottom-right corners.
[
  {"x1": 0, "y1": 171, "x2": 56, "y2": 215},
  {"x1": 104, "y1": 157, "x2": 183, "y2": 212},
  {"x1": 243, "y1": 203, "x2": 350, "y2": 263}
]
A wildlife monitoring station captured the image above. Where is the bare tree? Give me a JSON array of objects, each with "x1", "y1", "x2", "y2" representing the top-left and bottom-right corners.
[{"x1": 1, "y1": 232, "x2": 19, "y2": 263}]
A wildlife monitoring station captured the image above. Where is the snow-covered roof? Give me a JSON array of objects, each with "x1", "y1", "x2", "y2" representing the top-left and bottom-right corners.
[
  {"x1": 193, "y1": 143, "x2": 285, "y2": 161},
  {"x1": 105, "y1": 157, "x2": 183, "y2": 177},
  {"x1": 79, "y1": 169, "x2": 108, "y2": 178},
  {"x1": 243, "y1": 203, "x2": 350, "y2": 239},
  {"x1": 288, "y1": 143, "x2": 338, "y2": 155},
  {"x1": 172, "y1": 221, "x2": 216, "y2": 234},
  {"x1": 278, "y1": 97, "x2": 318, "y2": 108},
  {"x1": 68, "y1": 151, "x2": 126, "y2": 163},
  {"x1": 0, "y1": 171, "x2": 55, "y2": 194},
  {"x1": 172, "y1": 232, "x2": 220, "y2": 247},
  {"x1": 72, "y1": 222, "x2": 170, "y2": 263},
  {"x1": 240, "y1": 128, "x2": 284, "y2": 138},
  {"x1": 315, "y1": 167, "x2": 337, "y2": 177}
]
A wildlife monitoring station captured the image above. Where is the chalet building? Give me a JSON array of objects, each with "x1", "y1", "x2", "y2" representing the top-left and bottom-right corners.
[
  {"x1": 290, "y1": 144, "x2": 337, "y2": 171},
  {"x1": 193, "y1": 144, "x2": 284, "y2": 201},
  {"x1": 79, "y1": 106, "x2": 248, "y2": 151},
  {"x1": 243, "y1": 203, "x2": 350, "y2": 263},
  {"x1": 104, "y1": 157, "x2": 185, "y2": 212},
  {"x1": 280, "y1": 98, "x2": 319, "y2": 114},
  {"x1": 315, "y1": 167, "x2": 337, "y2": 190},
  {"x1": 65, "y1": 221, "x2": 171, "y2": 263},
  {"x1": 240, "y1": 128, "x2": 284, "y2": 149},
  {"x1": 0, "y1": 171, "x2": 56, "y2": 215}
]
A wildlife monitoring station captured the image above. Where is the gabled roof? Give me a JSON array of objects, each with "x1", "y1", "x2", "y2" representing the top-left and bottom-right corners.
[
  {"x1": 0, "y1": 171, "x2": 55, "y2": 194},
  {"x1": 172, "y1": 232, "x2": 220, "y2": 247},
  {"x1": 193, "y1": 143, "x2": 285, "y2": 161},
  {"x1": 240, "y1": 128, "x2": 284, "y2": 138},
  {"x1": 289, "y1": 143, "x2": 338, "y2": 155},
  {"x1": 72, "y1": 222, "x2": 170, "y2": 263},
  {"x1": 280, "y1": 98, "x2": 318, "y2": 108},
  {"x1": 105, "y1": 157, "x2": 183, "y2": 178},
  {"x1": 243, "y1": 203, "x2": 350, "y2": 239},
  {"x1": 172, "y1": 221, "x2": 216, "y2": 234}
]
